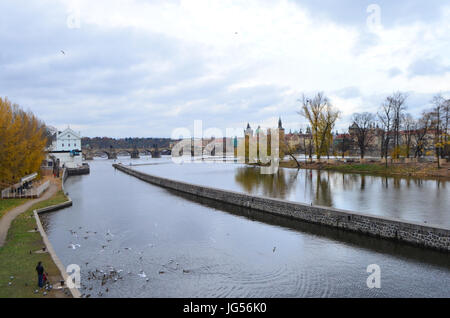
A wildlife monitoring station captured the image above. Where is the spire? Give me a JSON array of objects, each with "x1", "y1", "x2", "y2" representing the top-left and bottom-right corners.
[
  {"x1": 247, "y1": 122, "x2": 251, "y2": 129},
  {"x1": 278, "y1": 117, "x2": 283, "y2": 129}
]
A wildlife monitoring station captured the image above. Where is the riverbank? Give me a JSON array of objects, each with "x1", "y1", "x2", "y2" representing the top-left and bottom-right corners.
[
  {"x1": 0, "y1": 199, "x2": 27, "y2": 219},
  {"x1": 275, "y1": 159, "x2": 450, "y2": 179},
  {"x1": 0, "y1": 177, "x2": 71, "y2": 298}
]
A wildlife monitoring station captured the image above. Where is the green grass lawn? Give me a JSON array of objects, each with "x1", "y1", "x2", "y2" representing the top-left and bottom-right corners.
[
  {"x1": 0, "y1": 190, "x2": 69, "y2": 298},
  {"x1": 328, "y1": 164, "x2": 389, "y2": 174},
  {"x1": 0, "y1": 199, "x2": 28, "y2": 219}
]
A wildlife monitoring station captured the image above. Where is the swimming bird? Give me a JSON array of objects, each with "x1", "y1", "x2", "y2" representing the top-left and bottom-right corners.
[{"x1": 138, "y1": 271, "x2": 147, "y2": 278}]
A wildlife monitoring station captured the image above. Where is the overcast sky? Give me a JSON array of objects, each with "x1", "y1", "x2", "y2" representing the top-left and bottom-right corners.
[{"x1": 1, "y1": 0, "x2": 449, "y2": 138}]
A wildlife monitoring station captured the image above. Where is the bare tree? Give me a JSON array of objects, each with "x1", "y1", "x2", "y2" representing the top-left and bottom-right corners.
[
  {"x1": 336, "y1": 133, "x2": 352, "y2": 158},
  {"x1": 443, "y1": 98, "x2": 450, "y2": 158},
  {"x1": 412, "y1": 111, "x2": 432, "y2": 158},
  {"x1": 378, "y1": 97, "x2": 394, "y2": 167},
  {"x1": 431, "y1": 94, "x2": 445, "y2": 168},
  {"x1": 403, "y1": 113, "x2": 415, "y2": 158},
  {"x1": 350, "y1": 112, "x2": 376, "y2": 159},
  {"x1": 388, "y1": 92, "x2": 408, "y2": 158}
]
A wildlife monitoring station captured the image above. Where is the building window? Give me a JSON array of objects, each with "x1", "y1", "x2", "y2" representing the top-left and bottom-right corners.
[
  {"x1": 62, "y1": 144, "x2": 64, "y2": 147},
  {"x1": 69, "y1": 144, "x2": 71, "y2": 147}
]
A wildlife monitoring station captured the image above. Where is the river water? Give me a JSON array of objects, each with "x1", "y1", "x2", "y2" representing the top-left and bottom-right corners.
[
  {"x1": 134, "y1": 159, "x2": 450, "y2": 226},
  {"x1": 41, "y1": 157, "x2": 450, "y2": 298}
]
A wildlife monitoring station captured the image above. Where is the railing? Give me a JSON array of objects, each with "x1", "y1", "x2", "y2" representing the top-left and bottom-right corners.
[
  {"x1": 1, "y1": 180, "x2": 50, "y2": 199},
  {"x1": 35, "y1": 180, "x2": 50, "y2": 197}
]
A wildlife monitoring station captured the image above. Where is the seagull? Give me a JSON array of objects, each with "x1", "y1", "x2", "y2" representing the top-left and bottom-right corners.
[
  {"x1": 61, "y1": 50, "x2": 65, "y2": 55},
  {"x1": 138, "y1": 271, "x2": 147, "y2": 278},
  {"x1": 273, "y1": 246, "x2": 276, "y2": 253}
]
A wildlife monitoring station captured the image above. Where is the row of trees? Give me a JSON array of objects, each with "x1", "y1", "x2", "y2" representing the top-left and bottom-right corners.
[
  {"x1": 0, "y1": 97, "x2": 48, "y2": 188},
  {"x1": 297, "y1": 92, "x2": 450, "y2": 168}
]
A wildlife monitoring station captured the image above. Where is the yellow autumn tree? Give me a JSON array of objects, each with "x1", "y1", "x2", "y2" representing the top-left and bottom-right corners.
[
  {"x1": 298, "y1": 93, "x2": 340, "y2": 159},
  {"x1": 0, "y1": 97, "x2": 47, "y2": 188}
]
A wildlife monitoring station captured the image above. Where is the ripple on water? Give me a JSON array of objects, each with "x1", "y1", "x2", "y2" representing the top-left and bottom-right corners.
[{"x1": 184, "y1": 261, "x2": 334, "y2": 298}]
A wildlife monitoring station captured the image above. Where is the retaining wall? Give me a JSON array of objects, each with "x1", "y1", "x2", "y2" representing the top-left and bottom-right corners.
[
  {"x1": 34, "y1": 169, "x2": 80, "y2": 298},
  {"x1": 113, "y1": 163, "x2": 450, "y2": 252}
]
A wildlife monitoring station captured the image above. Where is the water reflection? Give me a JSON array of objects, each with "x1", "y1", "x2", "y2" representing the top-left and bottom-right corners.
[
  {"x1": 41, "y1": 159, "x2": 450, "y2": 298},
  {"x1": 136, "y1": 163, "x2": 450, "y2": 226},
  {"x1": 234, "y1": 167, "x2": 298, "y2": 199}
]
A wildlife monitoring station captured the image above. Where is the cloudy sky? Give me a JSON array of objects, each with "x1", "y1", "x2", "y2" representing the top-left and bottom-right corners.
[{"x1": 1, "y1": 0, "x2": 449, "y2": 138}]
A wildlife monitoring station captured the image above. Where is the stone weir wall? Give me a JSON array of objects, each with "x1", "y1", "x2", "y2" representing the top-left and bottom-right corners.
[{"x1": 113, "y1": 164, "x2": 450, "y2": 252}]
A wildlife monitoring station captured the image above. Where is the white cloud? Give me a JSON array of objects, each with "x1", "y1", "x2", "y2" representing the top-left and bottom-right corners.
[{"x1": 1, "y1": 0, "x2": 449, "y2": 136}]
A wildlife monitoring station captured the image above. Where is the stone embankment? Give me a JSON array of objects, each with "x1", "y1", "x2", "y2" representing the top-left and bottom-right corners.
[{"x1": 113, "y1": 163, "x2": 450, "y2": 252}]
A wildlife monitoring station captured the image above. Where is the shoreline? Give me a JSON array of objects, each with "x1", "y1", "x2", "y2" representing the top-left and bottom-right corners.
[
  {"x1": 33, "y1": 168, "x2": 80, "y2": 298},
  {"x1": 256, "y1": 159, "x2": 450, "y2": 180},
  {"x1": 0, "y1": 170, "x2": 80, "y2": 298}
]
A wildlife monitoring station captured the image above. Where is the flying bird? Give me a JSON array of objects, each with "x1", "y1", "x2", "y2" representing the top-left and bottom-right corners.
[{"x1": 61, "y1": 50, "x2": 65, "y2": 55}]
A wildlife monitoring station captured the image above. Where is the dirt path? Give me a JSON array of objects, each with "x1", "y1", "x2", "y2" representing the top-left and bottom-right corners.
[{"x1": 0, "y1": 183, "x2": 58, "y2": 247}]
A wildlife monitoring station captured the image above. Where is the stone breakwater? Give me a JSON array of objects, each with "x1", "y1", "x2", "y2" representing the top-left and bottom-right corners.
[{"x1": 113, "y1": 164, "x2": 450, "y2": 252}]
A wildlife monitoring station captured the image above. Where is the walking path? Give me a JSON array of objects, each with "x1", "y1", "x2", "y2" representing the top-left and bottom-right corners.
[{"x1": 0, "y1": 183, "x2": 58, "y2": 247}]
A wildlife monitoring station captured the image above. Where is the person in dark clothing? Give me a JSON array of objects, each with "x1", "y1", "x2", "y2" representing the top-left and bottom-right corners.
[{"x1": 36, "y1": 261, "x2": 44, "y2": 288}]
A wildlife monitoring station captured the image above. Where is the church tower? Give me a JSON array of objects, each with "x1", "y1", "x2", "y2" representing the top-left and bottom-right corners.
[{"x1": 277, "y1": 117, "x2": 285, "y2": 159}]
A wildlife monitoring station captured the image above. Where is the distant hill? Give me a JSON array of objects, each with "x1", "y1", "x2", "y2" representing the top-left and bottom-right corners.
[{"x1": 81, "y1": 137, "x2": 173, "y2": 149}]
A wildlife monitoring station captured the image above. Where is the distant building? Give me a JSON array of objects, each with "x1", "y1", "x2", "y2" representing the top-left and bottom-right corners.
[
  {"x1": 244, "y1": 123, "x2": 253, "y2": 137},
  {"x1": 52, "y1": 127, "x2": 81, "y2": 151},
  {"x1": 47, "y1": 127, "x2": 83, "y2": 169}
]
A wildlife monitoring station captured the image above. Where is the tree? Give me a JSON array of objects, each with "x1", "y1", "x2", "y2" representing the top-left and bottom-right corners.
[
  {"x1": 0, "y1": 97, "x2": 47, "y2": 187},
  {"x1": 298, "y1": 92, "x2": 340, "y2": 160},
  {"x1": 442, "y1": 98, "x2": 450, "y2": 158},
  {"x1": 378, "y1": 96, "x2": 394, "y2": 167},
  {"x1": 350, "y1": 112, "x2": 376, "y2": 159},
  {"x1": 389, "y1": 92, "x2": 408, "y2": 158},
  {"x1": 411, "y1": 112, "x2": 432, "y2": 158},
  {"x1": 430, "y1": 94, "x2": 445, "y2": 168},
  {"x1": 402, "y1": 113, "x2": 414, "y2": 158},
  {"x1": 336, "y1": 134, "x2": 352, "y2": 158}
]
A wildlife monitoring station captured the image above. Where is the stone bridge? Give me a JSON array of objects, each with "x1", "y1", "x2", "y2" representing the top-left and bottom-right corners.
[{"x1": 83, "y1": 146, "x2": 171, "y2": 160}]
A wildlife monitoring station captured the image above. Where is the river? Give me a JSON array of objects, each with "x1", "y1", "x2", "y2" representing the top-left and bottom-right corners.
[{"x1": 41, "y1": 157, "x2": 450, "y2": 297}]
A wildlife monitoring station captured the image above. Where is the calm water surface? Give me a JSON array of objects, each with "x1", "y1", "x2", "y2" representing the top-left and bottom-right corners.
[
  {"x1": 135, "y1": 160, "x2": 450, "y2": 226},
  {"x1": 41, "y1": 157, "x2": 450, "y2": 298}
]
